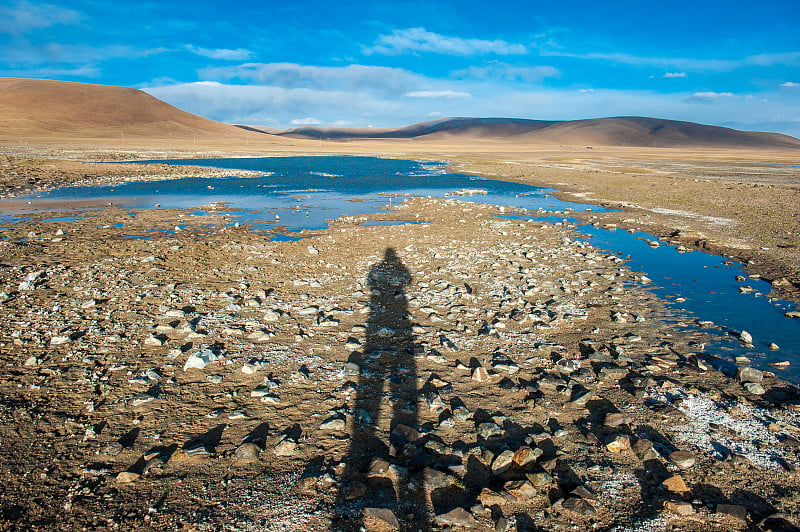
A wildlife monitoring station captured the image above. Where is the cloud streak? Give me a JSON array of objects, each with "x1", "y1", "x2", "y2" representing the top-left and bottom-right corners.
[
  {"x1": 0, "y1": 0, "x2": 81, "y2": 34},
  {"x1": 541, "y1": 50, "x2": 800, "y2": 72},
  {"x1": 365, "y1": 27, "x2": 527, "y2": 56},
  {"x1": 186, "y1": 45, "x2": 253, "y2": 61}
]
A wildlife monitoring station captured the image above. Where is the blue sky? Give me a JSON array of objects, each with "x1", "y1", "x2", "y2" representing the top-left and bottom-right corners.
[{"x1": 2, "y1": 0, "x2": 799, "y2": 136}]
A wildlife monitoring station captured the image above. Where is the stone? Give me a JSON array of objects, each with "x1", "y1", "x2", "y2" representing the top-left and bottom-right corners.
[
  {"x1": 434, "y1": 508, "x2": 477, "y2": 528},
  {"x1": 419, "y1": 468, "x2": 458, "y2": 491},
  {"x1": 743, "y1": 382, "x2": 766, "y2": 395},
  {"x1": 274, "y1": 439, "x2": 297, "y2": 457},
  {"x1": 768, "y1": 343, "x2": 780, "y2": 351},
  {"x1": 716, "y1": 503, "x2": 748, "y2": 521},
  {"x1": 366, "y1": 458, "x2": 390, "y2": 477},
  {"x1": 606, "y1": 435, "x2": 631, "y2": 453},
  {"x1": 599, "y1": 366, "x2": 627, "y2": 380},
  {"x1": 785, "y1": 311, "x2": 800, "y2": 319},
  {"x1": 472, "y1": 366, "x2": 490, "y2": 382},
  {"x1": 392, "y1": 424, "x2": 421, "y2": 441},
  {"x1": 363, "y1": 507, "x2": 400, "y2": 529},
  {"x1": 736, "y1": 366, "x2": 763, "y2": 383},
  {"x1": 662, "y1": 474, "x2": 691, "y2": 494},
  {"x1": 343, "y1": 481, "x2": 366, "y2": 500},
  {"x1": 320, "y1": 418, "x2": 347, "y2": 432},
  {"x1": 561, "y1": 497, "x2": 597, "y2": 516},
  {"x1": 663, "y1": 500, "x2": 694, "y2": 516},
  {"x1": 739, "y1": 330, "x2": 753, "y2": 345},
  {"x1": 504, "y1": 480, "x2": 536, "y2": 499},
  {"x1": 632, "y1": 439, "x2": 659, "y2": 461},
  {"x1": 184, "y1": 348, "x2": 218, "y2": 371},
  {"x1": 604, "y1": 412, "x2": 633, "y2": 427},
  {"x1": 512, "y1": 446, "x2": 542, "y2": 467},
  {"x1": 570, "y1": 485, "x2": 597, "y2": 500},
  {"x1": 525, "y1": 472, "x2": 553, "y2": 487},
  {"x1": 233, "y1": 442, "x2": 261, "y2": 459},
  {"x1": 294, "y1": 477, "x2": 318, "y2": 493},
  {"x1": 491, "y1": 450, "x2": 516, "y2": 475},
  {"x1": 478, "y1": 488, "x2": 506, "y2": 507},
  {"x1": 668, "y1": 450, "x2": 696, "y2": 470},
  {"x1": 477, "y1": 422, "x2": 503, "y2": 439},
  {"x1": 115, "y1": 471, "x2": 140, "y2": 483},
  {"x1": 130, "y1": 393, "x2": 156, "y2": 407},
  {"x1": 50, "y1": 336, "x2": 72, "y2": 346}
]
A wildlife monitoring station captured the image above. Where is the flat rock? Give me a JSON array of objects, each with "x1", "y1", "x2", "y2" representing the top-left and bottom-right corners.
[
  {"x1": 115, "y1": 471, "x2": 140, "y2": 483},
  {"x1": 434, "y1": 507, "x2": 477, "y2": 527},
  {"x1": 743, "y1": 382, "x2": 766, "y2": 395},
  {"x1": 662, "y1": 474, "x2": 691, "y2": 494},
  {"x1": 717, "y1": 503, "x2": 748, "y2": 521},
  {"x1": 491, "y1": 449, "x2": 516, "y2": 475},
  {"x1": 233, "y1": 442, "x2": 261, "y2": 459},
  {"x1": 606, "y1": 435, "x2": 631, "y2": 453},
  {"x1": 604, "y1": 412, "x2": 633, "y2": 427},
  {"x1": 561, "y1": 497, "x2": 596, "y2": 516},
  {"x1": 363, "y1": 507, "x2": 400, "y2": 529},
  {"x1": 274, "y1": 439, "x2": 297, "y2": 457},
  {"x1": 664, "y1": 500, "x2": 694, "y2": 516},
  {"x1": 512, "y1": 446, "x2": 542, "y2": 467},
  {"x1": 319, "y1": 417, "x2": 347, "y2": 432},
  {"x1": 668, "y1": 450, "x2": 696, "y2": 470},
  {"x1": 736, "y1": 366, "x2": 763, "y2": 383}
]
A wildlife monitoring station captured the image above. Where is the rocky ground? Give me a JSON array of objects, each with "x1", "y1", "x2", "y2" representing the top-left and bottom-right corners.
[{"x1": 1, "y1": 191, "x2": 800, "y2": 531}]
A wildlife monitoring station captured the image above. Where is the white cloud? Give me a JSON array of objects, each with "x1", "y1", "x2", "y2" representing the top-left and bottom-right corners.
[
  {"x1": 404, "y1": 90, "x2": 471, "y2": 99},
  {"x1": 541, "y1": 50, "x2": 800, "y2": 72},
  {"x1": 290, "y1": 117, "x2": 323, "y2": 126},
  {"x1": 200, "y1": 62, "x2": 423, "y2": 95},
  {"x1": 365, "y1": 27, "x2": 527, "y2": 56},
  {"x1": 0, "y1": 0, "x2": 81, "y2": 34},
  {"x1": 453, "y1": 62, "x2": 560, "y2": 82},
  {"x1": 186, "y1": 46, "x2": 253, "y2": 61},
  {"x1": 685, "y1": 91, "x2": 735, "y2": 104},
  {"x1": 664, "y1": 72, "x2": 688, "y2": 78},
  {"x1": 0, "y1": 43, "x2": 169, "y2": 66},
  {"x1": 781, "y1": 81, "x2": 800, "y2": 88}
]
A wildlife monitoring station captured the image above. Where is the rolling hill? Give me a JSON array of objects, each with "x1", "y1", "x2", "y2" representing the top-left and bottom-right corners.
[
  {"x1": 0, "y1": 78, "x2": 265, "y2": 143},
  {"x1": 244, "y1": 116, "x2": 800, "y2": 149}
]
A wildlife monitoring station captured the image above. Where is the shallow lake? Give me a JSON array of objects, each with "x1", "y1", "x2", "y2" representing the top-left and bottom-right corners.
[{"x1": 1, "y1": 155, "x2": 798, "y2": 385}]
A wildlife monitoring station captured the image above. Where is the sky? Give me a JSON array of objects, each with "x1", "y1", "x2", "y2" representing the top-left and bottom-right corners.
[{"x1": 2, "y1": 0, "x2": 800, "y2": 136}]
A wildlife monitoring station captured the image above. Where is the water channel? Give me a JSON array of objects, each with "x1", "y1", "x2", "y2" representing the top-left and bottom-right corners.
[{"x1": 1, "y1": 155, "x2": 797, "y2": 385}]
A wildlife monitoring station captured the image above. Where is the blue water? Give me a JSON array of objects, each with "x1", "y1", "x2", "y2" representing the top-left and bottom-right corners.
[
  {"x1": 1, "y1": 155, "x2": 798, "y2": 385},
  {"x1": 6, "y1": 157, "x2": 599, "y2": 233}
]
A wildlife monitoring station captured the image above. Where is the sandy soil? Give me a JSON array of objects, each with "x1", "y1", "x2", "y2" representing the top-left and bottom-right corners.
[{"x1": 1, "y1": 141, "x2": 800, "y2": 531}]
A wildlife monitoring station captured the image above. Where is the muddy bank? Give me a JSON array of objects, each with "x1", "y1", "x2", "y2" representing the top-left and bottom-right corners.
[{"x1": 1, "y1": 195, "x2": 799, "y2": 531}]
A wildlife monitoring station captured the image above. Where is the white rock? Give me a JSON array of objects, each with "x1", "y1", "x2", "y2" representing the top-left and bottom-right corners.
[{"x1": 183, "y1": 348, "x2": 219, "y2": 371}]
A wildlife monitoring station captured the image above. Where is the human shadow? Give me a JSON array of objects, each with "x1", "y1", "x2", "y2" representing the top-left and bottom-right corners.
[{"x1": 333, "y1": 248, "x2": 428, "y2": 530}]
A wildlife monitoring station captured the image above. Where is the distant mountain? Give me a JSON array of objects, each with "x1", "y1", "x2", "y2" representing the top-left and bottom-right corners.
[
  {"x1": 241, "y1": 116, "x2": 800, "y2": 149},
  {"x1": 0, "y1": 78, "x2": 266, "y2": 142},
  {"x1": 2, "y1": 78, "x2": 797, "y2": 150}
]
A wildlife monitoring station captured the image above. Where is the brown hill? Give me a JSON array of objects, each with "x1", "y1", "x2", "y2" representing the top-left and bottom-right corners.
[
  {"x1": 0, "y1": 78, "x2": 264, "y2": 143},
  {"x1": 254, "y1": 116, "x2": 800, "y2": 149}
]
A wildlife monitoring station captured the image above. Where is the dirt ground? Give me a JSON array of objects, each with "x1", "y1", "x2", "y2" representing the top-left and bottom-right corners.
[{"x1": 1, "y1": 143, "x2": 799, "y2": 531}]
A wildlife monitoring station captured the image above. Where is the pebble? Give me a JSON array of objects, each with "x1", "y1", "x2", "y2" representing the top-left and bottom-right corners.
[
  {"x1": 491, "y1": 450, "x2": 516, "y2": 475},
  {"x1": 274, "y1": 438, "x2": 297, "y2": 457},
  {"x1": 604, "y1": 412, "x2": 633, "y2": 427}
]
